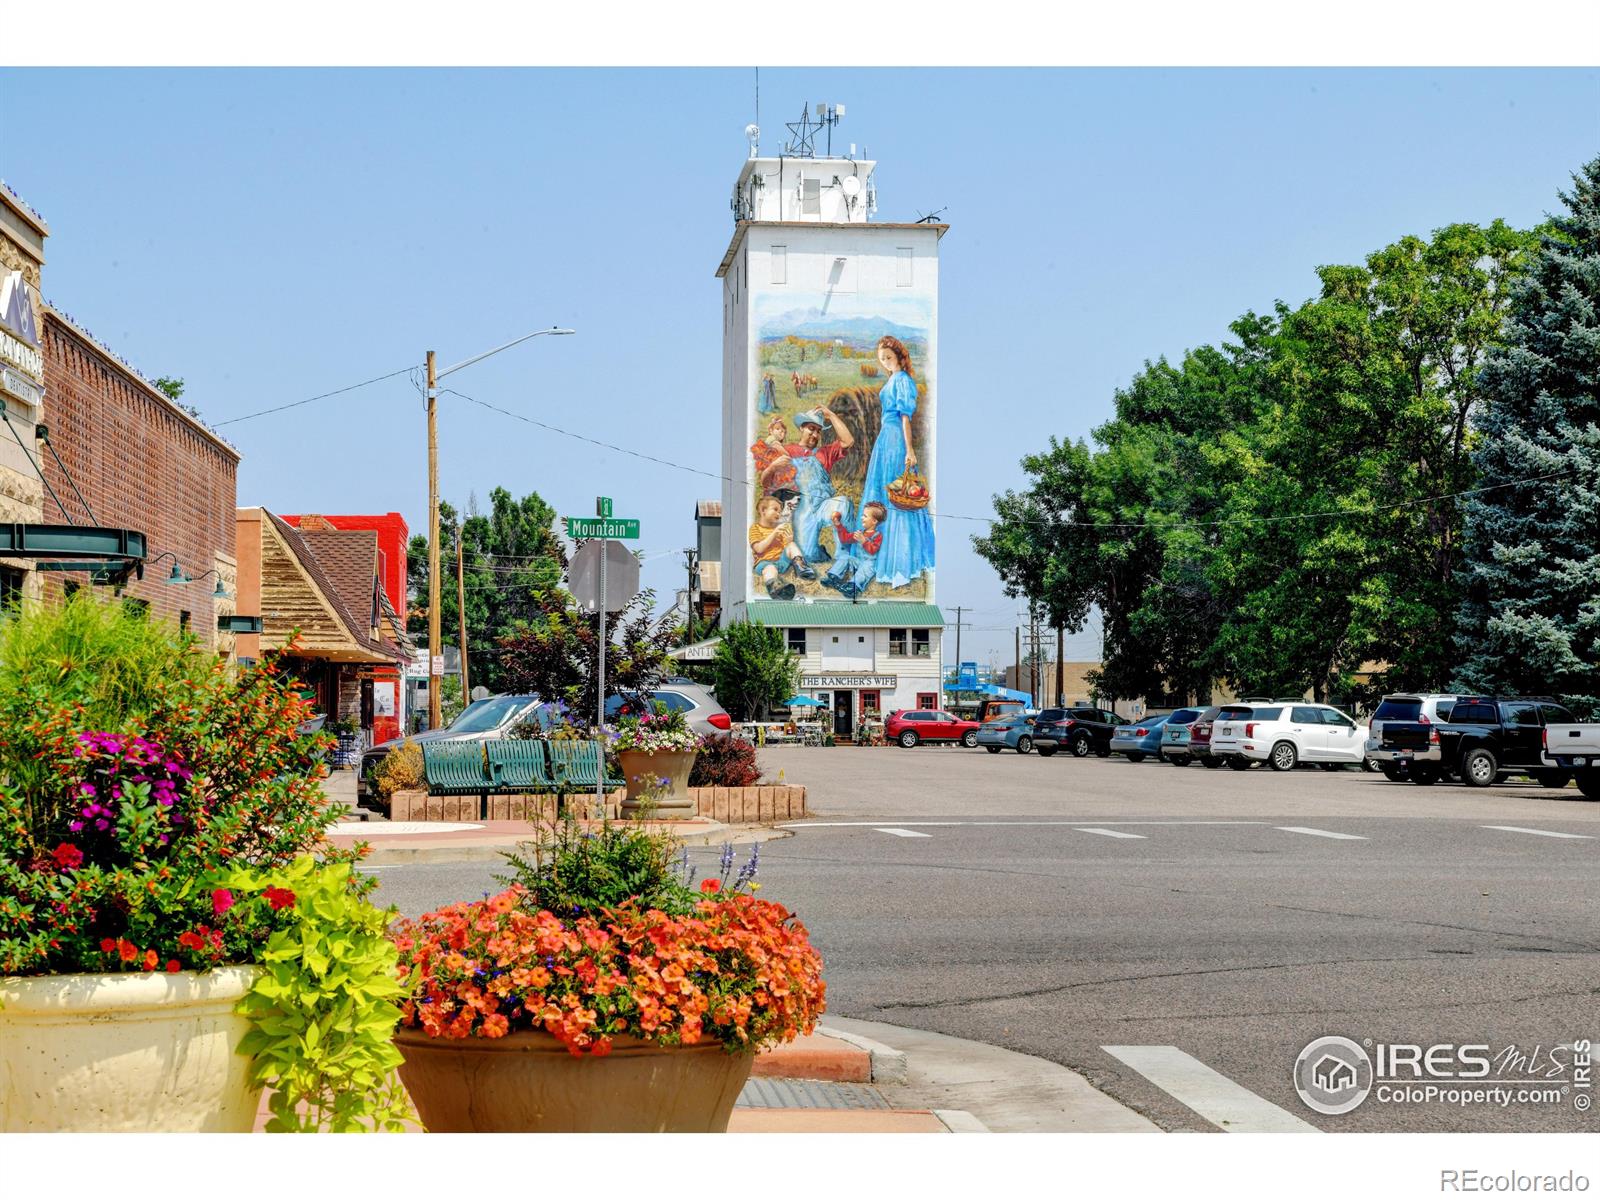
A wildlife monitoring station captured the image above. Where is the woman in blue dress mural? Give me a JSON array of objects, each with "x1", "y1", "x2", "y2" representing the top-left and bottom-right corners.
[{"x1": 860, "y1": 335, "x2": 935, "y2": 590}]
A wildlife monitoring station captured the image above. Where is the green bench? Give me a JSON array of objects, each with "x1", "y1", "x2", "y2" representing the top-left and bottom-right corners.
[
  {"x1": 421, "y1": 739, "x2": 621, "y2": 805},
  {"x1": 422, "y1": 742, "x2": 491, "y2": 796},
  {"x1": 549, "y1": 740, "x2": 626, "y2": 791},
  {"x1": 486, "y1": 740, "x2": 560, "y2": 792}
]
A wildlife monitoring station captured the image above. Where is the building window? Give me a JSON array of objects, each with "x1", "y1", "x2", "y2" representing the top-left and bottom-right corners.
[
  {"x1": 912, "y1": 629, "x2": 931, "y2": 657},
  {"x1": 179, "y1": 610, "x2": 191, "y2": 632},
  {"x1": 888, "y1": 628, "x2": 908, "y2": 656},
  {"x1": 0, "y1": 566, "x2": 23, "y2": 607},
  {"x1": 770, "y1": 245, "x2": 787, "y2": 285},
  {"x1": 786, "y1": 628, "x2": 806, "y2": 653},
  {"x1": 897, "y1": 246, "x2": 914, "y2": 287},
  {"x1": 917, "y1": 692, "x2": 938, "y2": 709},
  {"x1": 122, "y1": 596, "x2": 150, "y2": 620}
]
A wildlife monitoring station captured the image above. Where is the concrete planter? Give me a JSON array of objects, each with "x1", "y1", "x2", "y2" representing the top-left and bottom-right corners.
[
  {"x1": 616, "y1": 748, "x2": 698, "y2": 820},
  {"x1": 395, "y1": 1026, "x2": 754, "y2": 1132},
  {"x1": 0, "y1": 966, "x2": 262, "y2": 1132}
]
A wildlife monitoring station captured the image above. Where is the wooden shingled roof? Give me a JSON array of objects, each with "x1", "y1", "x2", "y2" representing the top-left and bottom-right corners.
[{"x1": 256, "y1": 511, "x2": 406, "y2": 664}]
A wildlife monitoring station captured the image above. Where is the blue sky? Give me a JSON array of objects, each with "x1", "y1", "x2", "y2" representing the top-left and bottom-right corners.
[{"x1": 5, "y1": 68, "x2": 1595, "y2": 666}]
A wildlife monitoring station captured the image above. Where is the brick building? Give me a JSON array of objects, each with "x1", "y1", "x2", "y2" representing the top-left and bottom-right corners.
[
  {"x1": 42, "y1": 310, "x2": 241, "y2": 647},
  {"x1": 0, "y1": 182, "x2": 240, "y2": 638}
]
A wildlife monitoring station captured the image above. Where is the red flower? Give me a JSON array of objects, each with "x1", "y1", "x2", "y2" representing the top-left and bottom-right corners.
[
  {"x1": 51, "y1": 843, "x2": 84, "y2": 871},
  {"x1": 166, "y1": 960, "x2": 182, "y2": 973},
  {"x1": 700, "y1": 879, "x2": 720, "y2": 894},
  {"x1": 117, "y1": 940, "x2": 137, "y2": 963},
  {"x1": 211, "y1": 888, "x2": 235, "y2": 917},
  {"x1": 100, "y1": 938, "x2": 116, "y2": 953},
  {"x1": 263, "y1": 887, "x2": 296, "y2": 912}
]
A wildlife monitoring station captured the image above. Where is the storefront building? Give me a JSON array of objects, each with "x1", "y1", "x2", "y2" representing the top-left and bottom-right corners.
[
  {"x1": 716, "y1": 121, "x2": 946, "y2": 729},
  {"x1": 235, "y1": 508, "x2": 408, "y2": 753},
  {"x1": 4, "y1": 181, "x2": 239, "y2": 636}
]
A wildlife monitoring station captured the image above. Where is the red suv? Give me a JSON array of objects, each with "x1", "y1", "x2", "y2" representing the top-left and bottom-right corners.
[{"x1": 887, "y1": 709, "x2": 981, "y2": 749}]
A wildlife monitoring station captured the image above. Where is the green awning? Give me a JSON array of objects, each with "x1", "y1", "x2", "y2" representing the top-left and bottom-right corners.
[{"x1": 744, "y1": 601, "x2": 945, "y2": 628}]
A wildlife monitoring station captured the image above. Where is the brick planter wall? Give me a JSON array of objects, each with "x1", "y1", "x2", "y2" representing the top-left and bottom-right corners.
[{"x1": 385, "y1": 785, "x2": 806, "y2": 824}]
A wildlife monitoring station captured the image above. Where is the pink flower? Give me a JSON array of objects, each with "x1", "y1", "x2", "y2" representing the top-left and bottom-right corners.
[{"x1": 211, "y1": 888, "x2": 235, "y2": 917}]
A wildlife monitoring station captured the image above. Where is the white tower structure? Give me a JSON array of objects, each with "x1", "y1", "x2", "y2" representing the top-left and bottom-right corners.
[{"x1": 717, "y1": 108, "x2": 949, "y2": 732}]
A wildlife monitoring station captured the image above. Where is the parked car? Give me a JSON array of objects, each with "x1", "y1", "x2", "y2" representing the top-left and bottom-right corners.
[
  {"x1": 358, "y1": 693, "x2": 549, "y2": 810},
  {"x1": 1364, "y1": 694, "x2": 1462, "y2": 781},
  {"x1": 1210, "y1": 703, "x2": 1366, "y2": 771},
  {"x1": 887, "y1": 709, "x2": 982, "y2": 748},
  {"x1": 975, "y1": 712, "x2": 1052, "y2": 755},
  {"x1": 606, "y1": 681, "x2": 732, "y2": 736},
  {"x1": 1158, "y1": 707, "x2": 1207, "y2": 766},
  {"x1": 1032, "y1": 706, "x2": 1128, "y2": 758},
  {"x1": 1379, "y1": 696, "x2": 1595, "y2": 788},
  {"x1": 1187, "y1": 705, "x2": 1250, "y2": 768},
  {"x1": 1542, "y1": 719, "x2": 1600, "y2": 799},
  {"x1": 975, "y1": 697, "x2": 1028, "y2": 725},
  {"x1": 1108, "y1": 713, "x2": 1173, "y2": 762}
]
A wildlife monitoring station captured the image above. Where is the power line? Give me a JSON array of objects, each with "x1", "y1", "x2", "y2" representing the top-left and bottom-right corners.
[
  {"x1": 440, "y1": 386, "x2": 1579, "y2": 534},
  {"x1": 212, "y1": 365, "x2": 416, "y2": 427}
]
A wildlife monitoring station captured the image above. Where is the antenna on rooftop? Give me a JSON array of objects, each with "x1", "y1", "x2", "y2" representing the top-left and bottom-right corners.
[
  {"x1": 915, "y1": 206, "x2": 948, "y2": 224},
  {"x1": 783, "y1": 101, "x2": 845, "y2": 158}
]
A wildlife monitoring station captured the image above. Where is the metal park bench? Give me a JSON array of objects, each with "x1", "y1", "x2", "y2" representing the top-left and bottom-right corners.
[
  {"x1": 549, "y1": 740, "x2": 626, "y2": 792},
  {"x1": 422, "y1": 742, "x2": 491, "y2": 796},
  {"x1": 486, "y1": 740, "x2": 560, "y2": 792}
]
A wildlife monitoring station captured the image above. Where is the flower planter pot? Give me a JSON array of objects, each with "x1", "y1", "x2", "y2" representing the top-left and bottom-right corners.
[
  {"x1": 616, "y1": 748, "x2": 698, "y2": 820},
  {"x1": 0, "y1": 966, "x2": 262, "y2": 1132},
  {"x1": 394, "y1": 1027, "x2": 754, "y2": 1132}
]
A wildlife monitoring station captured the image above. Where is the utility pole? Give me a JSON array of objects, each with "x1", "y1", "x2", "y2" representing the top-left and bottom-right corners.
[
  {"x1": 426, "y1": 349, "x2": 441, "y2": 729},
  {"x1": 1014, "y1": 625, "x2": 1021, "y2": 694},
  {"x1": 1056, "y1": 624, "x2": 1065, "y2": 707},
  {"x1": 455, "y1": 519, "x2": 470, "y2": 705},
  {"x1": 683, "y1": 547, "x2": 698, "y2": 639},
  {"x1": 952, "y1": 605, "x2": 964, "y2": 678}
]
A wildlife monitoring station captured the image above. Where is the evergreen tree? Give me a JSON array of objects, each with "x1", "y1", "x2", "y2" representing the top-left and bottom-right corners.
[
  {"x1": 1452, "y1": 158, "x2": 1600, "y2": 714},
  {"x1": 710, "y1": 621, "x2": 800, "y2": 721}
]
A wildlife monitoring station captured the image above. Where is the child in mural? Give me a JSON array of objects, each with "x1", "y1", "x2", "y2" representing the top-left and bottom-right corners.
[
  {"x1": 750, "y1": 415, "x2": 788, "y2": 473},
  {"x1": 823, "y1": 501, "x2": 885, "y2": 599},
  {"x1": 861, "y1": 336, "x2": 935, "y2": 589},
  {"x1": 783, "y1": 406, "x2": 856, "y2": 564},
  {"x1": 757, "y1": 372, "x2": 777, "y2": 414},
  {"x1": 748, "y1": 494, "x2": 817, "y2": 600}
]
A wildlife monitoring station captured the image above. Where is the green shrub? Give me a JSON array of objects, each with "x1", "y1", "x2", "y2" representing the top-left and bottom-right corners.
[{"x1": 497, "y1": 815, "x2": 701, "y2": 918}]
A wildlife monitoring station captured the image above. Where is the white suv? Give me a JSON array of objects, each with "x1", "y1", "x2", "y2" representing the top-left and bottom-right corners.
[
  {"x1": 1210, "y1": 704, "x2": 1366, "y2": 771},
  {"x1": 1363, "y1": 694, "x2": 1460, "y2": 782}
]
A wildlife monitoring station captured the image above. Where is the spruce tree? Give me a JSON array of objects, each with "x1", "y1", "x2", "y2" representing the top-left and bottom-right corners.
[{"x1": 1452, "y1": 157, "x2": 1600, "y2": 714}]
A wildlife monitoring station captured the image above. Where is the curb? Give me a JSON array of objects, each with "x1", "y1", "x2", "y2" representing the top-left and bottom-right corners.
[
  {"x1": 817, "y1": 1022, "x2": 909, "y2": 1085},
  {"x1": 340, "y1": 824, "x2": 793, "y2": 866},
  {"x1": 934, "y1": 1108, "x2": 991, "y2": 1133}
]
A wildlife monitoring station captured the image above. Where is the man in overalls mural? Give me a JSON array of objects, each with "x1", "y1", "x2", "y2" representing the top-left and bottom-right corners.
[{"x1": 784, "y1": 405, "x2": 855, "y2": 565}]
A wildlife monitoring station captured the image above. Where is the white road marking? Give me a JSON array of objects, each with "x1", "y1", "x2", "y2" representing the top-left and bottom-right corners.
[
  {"x1": 1075, "y1": 827, "x2": 1148, "y2": 839},
  {"x1": 874, "y1": 827, "x2": 933, "y2": 838},
  {"x1": 1102, "y1": 1045, "x2": 1319, "y2": 1133},
  {"x1": 780, "y1": 820, "x2": 1269, "y2": 829},
  {"x1": 355, "y1": 864, "x2": 407, "y2": 870},
  {"x1": 1481, "y1": 825, "x2": 1594, "y2": 840},
  {"x1": 1275, "y1": 826, "x2": 1367, "y2": 841}
]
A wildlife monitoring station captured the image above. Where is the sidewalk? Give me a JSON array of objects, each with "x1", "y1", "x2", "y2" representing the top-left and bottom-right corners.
[
  {"x1": 253, "y1": 1016, "x2": 1156, "y2": 1133},
  {"x1": 328, "y1": 817, "x2": 793, "y2": 864}
]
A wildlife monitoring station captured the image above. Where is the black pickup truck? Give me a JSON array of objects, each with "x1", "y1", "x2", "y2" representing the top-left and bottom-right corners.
[{"x1": 1378, "y1": 697, "x2": 1587, "y2": 788}]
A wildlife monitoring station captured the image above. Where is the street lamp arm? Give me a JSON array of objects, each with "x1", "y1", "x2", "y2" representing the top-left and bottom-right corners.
[{"x1": 436, "y1": 327, "x2": 576, "y2": 382}]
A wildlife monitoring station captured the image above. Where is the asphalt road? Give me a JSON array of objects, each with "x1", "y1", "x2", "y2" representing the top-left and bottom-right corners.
[{"x1": 362, "y1": 747, "x2": 1600, "y2": 1134}]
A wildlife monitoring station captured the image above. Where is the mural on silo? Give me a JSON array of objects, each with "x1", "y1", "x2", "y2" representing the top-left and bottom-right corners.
[{"x1": 747, "y1": 292, "x2": 934, "y2": 603}]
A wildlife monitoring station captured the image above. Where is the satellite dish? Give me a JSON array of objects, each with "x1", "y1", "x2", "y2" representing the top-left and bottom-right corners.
[{"x1": 841, "y1": 176, "x2": 862, "y2": 198}]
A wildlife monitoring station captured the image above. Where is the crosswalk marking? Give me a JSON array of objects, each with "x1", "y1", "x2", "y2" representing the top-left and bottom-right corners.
[
  {"x1": 1275, "y1": 826, "x2": 1367, "y2": 841},
  {"x1": 1481, "y1": 825, "x2": 1594, "y2": 840},
  {"x1": 1102, "y1": 1045, "x2": 1319, "y2": 1133},
  {"x1": 1075, "y1": 827, "x2": 1147, "y2": 839},
  {"x1": 874, "y1": 827, "x2": 932, "y2": 838}
]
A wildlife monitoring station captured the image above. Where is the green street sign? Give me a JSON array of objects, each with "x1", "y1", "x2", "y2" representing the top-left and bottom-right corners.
[
  {"x1": 596, "y1": 496, "x2": 613, "y2": 518},
  {"x1": 566, "y1": 516, "x2": 639, "y2": 539}
]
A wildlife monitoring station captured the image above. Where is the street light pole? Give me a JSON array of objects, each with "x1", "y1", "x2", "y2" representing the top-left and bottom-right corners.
[
  {"x1": 423, "y1": 327, "x2": 574, "y2": 729},
  {"x1": 427, "y1": 350, "x2": 441, "y2": 728}
]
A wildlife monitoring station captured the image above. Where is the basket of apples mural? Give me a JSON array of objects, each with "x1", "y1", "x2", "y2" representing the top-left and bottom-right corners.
[{"x1": 887, "y1": 466, "x2": 930, "y2": 511}]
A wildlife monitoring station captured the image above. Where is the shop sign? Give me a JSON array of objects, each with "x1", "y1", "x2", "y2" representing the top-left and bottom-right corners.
[
  {"x1": 801, "y1": 674, "x2": 897, "y2": 688},
  {"x1": 0, "y1": 272, "x2": 42, "y2": 380},
  {"x1": 0, "y1": 364, "x2": 43, "y2": 407}
]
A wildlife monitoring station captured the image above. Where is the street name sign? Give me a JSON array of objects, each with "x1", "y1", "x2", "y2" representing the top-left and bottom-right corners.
[{"x1": 566, "y1": 516, "x2": 639, "y2": 539}]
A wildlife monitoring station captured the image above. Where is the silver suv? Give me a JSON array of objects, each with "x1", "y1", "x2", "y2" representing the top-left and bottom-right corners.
[
  {"x1": 1365, "y1": 694, "x2": 1460, "y2": 781},
  {"x1": 606, "y1": 680, "x2": 733, "y2": 736}
]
